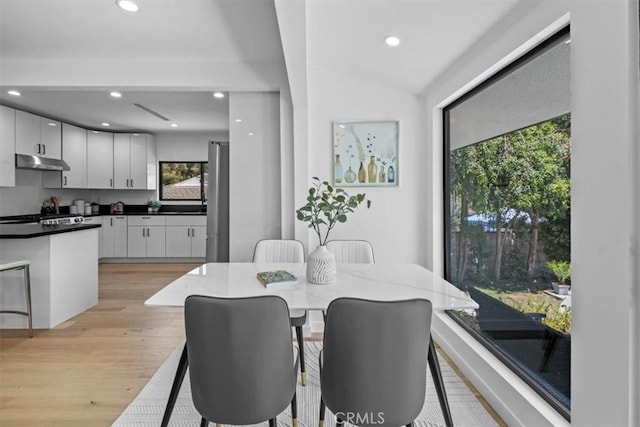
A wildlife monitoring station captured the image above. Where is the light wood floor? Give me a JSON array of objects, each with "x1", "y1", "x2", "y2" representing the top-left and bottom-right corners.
[{"x1": 0, "y1": 263, "x2": 504, "y2": 426}]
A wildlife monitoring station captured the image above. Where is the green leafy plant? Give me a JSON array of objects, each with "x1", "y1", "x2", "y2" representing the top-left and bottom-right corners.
[
  {"x1": 296, "y1": 177, "x2": 371, "y2": 246},
  {"x1": 147, "y1": 200, "x2": 161, "y2": 209},
  {"x1": 546, "y1": 260, "x2": 571, "y2": 285}
]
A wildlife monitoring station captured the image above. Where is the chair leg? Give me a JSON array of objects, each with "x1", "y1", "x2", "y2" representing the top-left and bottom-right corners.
[
  {"x1": 319, "y1": 396, "x2": 326, "y2": 427},
  {"x1": 406, "y1": 423, "x2": 414, "y2": 427},
  {"x1": 291, "y1": 392, "x2": 298, "y2": 427},
  {"x1": 269, "y1": 418, "x2": 277, "y2": 427},
  {"x1": 200, "y1": 418, "x2": 208, "y2": 427},
  {"x1": 336, "y1": 415, "x2": 343, "y2": 427},
  {"x1": 24, "y1": 265, "x2": 33, "y2": 338},
  {"x1": 295, "y1": 325, "x2": 306, "y2": 385}
]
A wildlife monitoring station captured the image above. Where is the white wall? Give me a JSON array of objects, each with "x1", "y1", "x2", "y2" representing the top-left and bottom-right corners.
[
  {"x1": 156, "y1": 131, "x2": 228, "y2": 162},
  {"x1": 228, "y1": 92, "x2": 282, "y2": 261},
  {"x1": 298, "y1": 2, "x2": 428, "y2": 264},
  {"x1": 422, "y1": 1, "x2": 638, "y2": 426}
]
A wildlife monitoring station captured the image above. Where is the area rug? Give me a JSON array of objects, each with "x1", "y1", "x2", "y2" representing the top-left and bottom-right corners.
[{"x1": 112, "y1": 342, "x2": 498, "y2": 427}]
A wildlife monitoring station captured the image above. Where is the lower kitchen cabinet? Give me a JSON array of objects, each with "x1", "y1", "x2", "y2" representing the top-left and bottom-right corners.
[
  {"x1": 102, "y1": 216, "x2": 127, "y2": 257},
  {"x1": 127, "y1": 216, "x2": 166, "y2": 257},
  {"x1": 165, "y1": 216, "x2": 207, "y2": 258},
  {"x1": 82, "y1": 216, "x2": 103, "y2": 258}
]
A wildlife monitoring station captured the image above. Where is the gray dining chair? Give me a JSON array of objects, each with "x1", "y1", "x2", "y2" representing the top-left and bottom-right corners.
[
  {"x1": 325, "y1": 240, "x2": 375, "y2": 264},
  {"x1": 185, "y1": 295, "x2": 299, "y2": 427},
  {"x1": 253, "y1": 239, "x2": 309, "y2": 385},
  {"x1": 319, "y1": 297, "x2": 433, "y2": 427}
]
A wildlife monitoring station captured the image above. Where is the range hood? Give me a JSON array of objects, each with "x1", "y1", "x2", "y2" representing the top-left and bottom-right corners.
[{"x1": 15, "y1": 154, "x2": 70, "y2": 171}]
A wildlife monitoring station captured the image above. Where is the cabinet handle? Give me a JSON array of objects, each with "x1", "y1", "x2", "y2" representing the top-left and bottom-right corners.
[
  {"x1": 142, "y1": 228, "x2": 145, "y2": 237},
  {"x1": 110, "y1": 178, "x2": 113, "y2": 188},
  {"x1": 191, "y1": 227, "x2": 195, "y2": 237},
  {"x1": 42, "y1": 144, "x2": 46, "y2": 155},
  {"x1": 63, "y1": 176, "x2": 67, "y2": 186},
  {"x1": 187, "y1": 228, "x2": 190, "y2": 237},
  {"x1": 37, "y1": 143, "x2": 41, "y2": 154},
  {"x1": 130, "y1": 179, "x2": 134, "y2": 187},
  {"x1": 110, "y1": 218, "x2": 113, "y2": 227},
  {"x1": 147, "y1": 227, "x2": 150, "y2": 237}
]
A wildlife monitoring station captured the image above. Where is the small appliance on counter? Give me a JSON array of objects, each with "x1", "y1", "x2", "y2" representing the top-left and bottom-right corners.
[
  {"x1": 91, "y1": 203, "x2": 100, "y2": 215},
  {"x1": 111, "y1": 201, "x2": 124, "y2": 214}
]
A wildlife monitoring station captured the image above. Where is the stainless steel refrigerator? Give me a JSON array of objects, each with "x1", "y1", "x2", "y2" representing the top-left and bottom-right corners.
[{"x1": 206, "y1": 141, "x2": 230, "y2": 262}]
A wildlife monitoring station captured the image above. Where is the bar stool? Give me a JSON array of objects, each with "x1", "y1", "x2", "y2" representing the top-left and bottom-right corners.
[{"x1": 0, "y1": 260, "x2": 33, "y2": 337}]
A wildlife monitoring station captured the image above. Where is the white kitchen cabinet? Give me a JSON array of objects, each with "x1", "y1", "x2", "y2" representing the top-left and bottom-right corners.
[
  {"x1": 114, "y1": 133, "x2": 152, "y2": 190},
  {"x1": 83, "y1": 216, "x2": 103, "y2": 258},
  {"x1": 102, "y1": 216, "x2": 127, "y2": 257},
  {"x1": 87, "y1": 131, "x2": 114, "y2": 189},
  {"x1": 165, "y1": 216, "x2": 207, "y2": 257},
  {"x1": 15, "y1": 110, "x2": 61, "y2": 159},
  {"x1": 62, "y1": 124, "x2": 87, "y2": 188},
  {"x1": 0, "y1": 106, "x2": 15, "y2": 187},
  {"x1": 43, "y1": 123, "x2": 87, "y2": 188},
  {"x1": 146, "y1": 134, "x2": 157, "y2": 190},
  {"x1": 127, "y1": 216, "x2": 166, "y2": 257}
]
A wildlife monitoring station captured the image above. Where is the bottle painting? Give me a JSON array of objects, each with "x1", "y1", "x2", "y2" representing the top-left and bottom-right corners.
[
  {"x1": 367, "y1": 156, "x2": 377, "y2": 183},
  {"x1": 334, "y1": 154, "x2": 343, "y2": 183},
  {"x1": 344, "y1": 166, "x2": 356, "y2": 183},
  {"x1": 379, "y1": 167, "x2": 386, "y2": 183},
  {"x1": 387, "y1": 165, "x2": 395, "y2": 183},
  {"x1": 357, "y1": 161, "x2": 366, "y2": 183}
]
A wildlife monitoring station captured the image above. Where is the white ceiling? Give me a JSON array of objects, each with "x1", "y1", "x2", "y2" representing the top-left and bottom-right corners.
[{"x1": 0, "y1": 0, "x2": 524, "y2": 134}]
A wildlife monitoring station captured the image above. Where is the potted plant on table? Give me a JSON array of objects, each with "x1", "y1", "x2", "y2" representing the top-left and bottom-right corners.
[
  {"x1": 296, "y1": 177, "x2": 370, "y2": 284},
  {"x1": 546, "y1": 260, "x2": 571, "y2": 295}
]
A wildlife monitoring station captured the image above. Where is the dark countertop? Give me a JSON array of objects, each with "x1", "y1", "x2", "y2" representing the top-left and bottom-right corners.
[
  {"x1": 0, "y1": 223, "x2": 102, "y2": 239},
  {"x1": 97, "y1": 211, "x2": 206, "y2": 217}
]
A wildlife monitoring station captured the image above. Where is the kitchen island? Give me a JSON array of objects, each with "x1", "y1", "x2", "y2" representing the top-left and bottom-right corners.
[{"x1": 0, "y1": 223, "x2": 101, "y2": 329}]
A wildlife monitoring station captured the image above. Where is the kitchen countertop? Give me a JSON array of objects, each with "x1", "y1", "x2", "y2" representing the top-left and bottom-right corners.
[
  {"x1": 96, "y1": 210, "x2": 206, "y2": 217},
  {"x1": 0, "y1": 223, "x2": 102, "y2": 239}
]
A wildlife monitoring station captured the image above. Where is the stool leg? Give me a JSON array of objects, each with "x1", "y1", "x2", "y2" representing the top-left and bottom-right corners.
[{"x1": 24, "y1": 265, "x2": 33, "y2": 338}]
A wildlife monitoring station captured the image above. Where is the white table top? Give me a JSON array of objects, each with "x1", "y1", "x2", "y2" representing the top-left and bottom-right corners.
[{"x1": 145, "y1": 262, "x2": 478, "y2": 312}]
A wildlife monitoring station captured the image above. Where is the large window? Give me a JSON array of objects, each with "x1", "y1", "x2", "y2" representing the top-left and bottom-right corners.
[
  {"x1": 444, "y1": 29, "x2": 571, "y2": 418},
  {"x1": 159, "y1": 162, "x2": 208, "y2": 202}
]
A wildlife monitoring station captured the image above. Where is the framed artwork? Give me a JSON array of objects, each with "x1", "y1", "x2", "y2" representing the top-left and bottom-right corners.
[{"x1": 333, "y1": 120, "x2": 398, "y2": 187}]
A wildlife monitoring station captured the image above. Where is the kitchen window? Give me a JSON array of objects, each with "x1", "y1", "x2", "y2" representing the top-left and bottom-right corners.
[{"x1": 159, "y1": 162, "x2": 208, "y2": 202}]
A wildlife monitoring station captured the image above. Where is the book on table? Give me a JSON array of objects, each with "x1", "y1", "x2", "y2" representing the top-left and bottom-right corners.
[{"x1": 256, "y1": 270, "x2": 298, "y2": 288}]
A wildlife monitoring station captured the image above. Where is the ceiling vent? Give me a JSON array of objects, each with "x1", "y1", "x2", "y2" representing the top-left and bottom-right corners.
[{"x1": 133, "y1": 103, "x2": 170, "y2": 121}]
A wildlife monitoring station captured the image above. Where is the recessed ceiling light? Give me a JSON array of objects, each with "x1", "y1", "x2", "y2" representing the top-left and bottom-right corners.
[
  {"x1": 92, "y1": 131, "x2": 100, "y2": 134},
  {"x1": 116, "y1": 0, "x2": 139, "y2": 12},
  {"x1": 171, "y1": 123, "x2": 178, "y2": 128},
  {"x1": 234, "y1": 119, "x2": 243, "y2": 123},
  {"x1": 384, "y1": 36, "x2": 401, "y2": 47},
  {"x1": 48, "y1": 122, "x2": 57, "y2": 127},
  {"x1": 248, "y1": 132, "x2": 254, "y2": 136},
  {"x1": 7, "y1": 90, "x2": 21, "y2": 96},
  {"x1": 564, "y1": 39, "x2": 571, "y2": 44},
  {"x1": 110, "y1": 91, "x2": 122, "y2": 98},
  {"x1": 102, "y1": 122, "x2": 111, "y2": 127},
  {"x1": 213, "y1": 92, "x2": 225, "y2": 99}
]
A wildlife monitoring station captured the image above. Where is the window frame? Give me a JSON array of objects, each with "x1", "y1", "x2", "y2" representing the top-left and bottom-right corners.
[
  {"x1": 442, "y1": 26, "x2": 571, "y2": 420},
  {"x1": 158, "y1": 161, "x2": 208, "y2": 202}
]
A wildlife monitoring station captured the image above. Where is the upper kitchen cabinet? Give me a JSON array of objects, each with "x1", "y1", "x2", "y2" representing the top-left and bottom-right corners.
[
  {"x1": 87, "y1": 131, "x2": 114, "y2": 189},
  {"x1": 114, "y1": 133, "x2": 147, "y2": 190},
  {"x1": 0, "y1": 106, "x2": 15, "y2": 187},
  {"x1": 61, "y1": 124, "x2": 87, "y2": 188},
  {"x1": 15, "y1": 110, "x2": 62, "y2": 159},
  {"x1": 43, "y1": 123, "x2": 87, "y2": 189},
  {"x1": 146, "y1": 134, "x2": 157, "y2": 190}
]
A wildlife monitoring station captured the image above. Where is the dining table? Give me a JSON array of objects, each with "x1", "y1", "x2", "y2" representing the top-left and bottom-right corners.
[{"x1": 145, "y1": 262, "x2": 478, "y2": 427}]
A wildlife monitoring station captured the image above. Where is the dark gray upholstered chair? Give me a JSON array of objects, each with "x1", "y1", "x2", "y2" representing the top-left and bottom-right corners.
[
  {"x1": 253, "y1": 239, "x2": 309, "y2": 385},
  {"x1": 185, "y1": 295, "x2": 299, "y2": 427},
  {"x1": 319, "y1": 298, "x2": 433, "y2": 427},
  {"x1": 325, "y1": 240, "x2": 375, "y2": 264}
]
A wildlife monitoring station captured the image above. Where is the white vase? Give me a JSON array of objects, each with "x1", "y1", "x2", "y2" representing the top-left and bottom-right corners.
[{"x1": 307, "y1": 245, "x2": 336, "y2": 284}]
